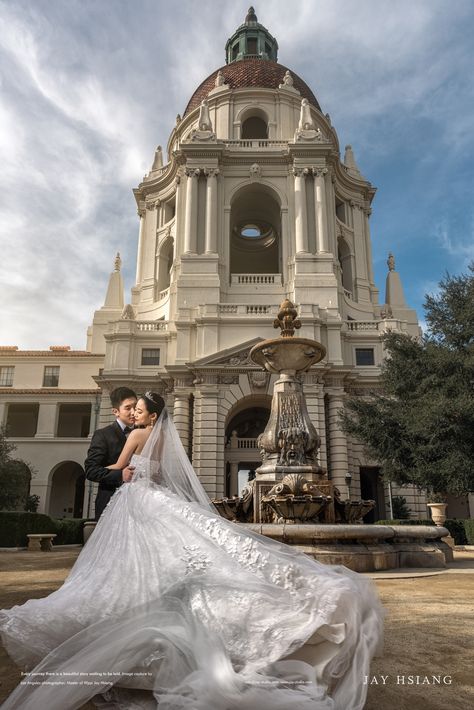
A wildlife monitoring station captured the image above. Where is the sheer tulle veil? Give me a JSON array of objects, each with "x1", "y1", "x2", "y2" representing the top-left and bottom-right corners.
[{"x1": 136, "y1": 407, "x2": 217, "y2": 513}]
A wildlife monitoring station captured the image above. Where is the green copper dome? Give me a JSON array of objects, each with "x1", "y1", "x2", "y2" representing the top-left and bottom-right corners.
[{"x1": 225, "y1": 7, "x2": 278, "y2": 64}]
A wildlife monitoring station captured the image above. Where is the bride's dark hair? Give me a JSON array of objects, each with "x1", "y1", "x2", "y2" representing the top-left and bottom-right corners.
[{"x1": 140, "y1": 392, "x2": 166, "y2": 417}]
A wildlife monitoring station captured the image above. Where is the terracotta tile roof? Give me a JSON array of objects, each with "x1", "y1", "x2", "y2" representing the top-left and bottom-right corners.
[
  {"x1": 0, "y1": 351, "x2": 102, "y2": 357},
  {"x1": 184, "y1": 59, "x2": 321, "y2": 116},
  {"x1": 0, "y1": 389, "x2": 100, "y2": 394}
]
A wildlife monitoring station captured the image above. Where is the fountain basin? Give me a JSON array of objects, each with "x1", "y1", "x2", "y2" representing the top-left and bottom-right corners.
[
  {"x1": 250, "y1": 337, "x2": 326, "y2": 374},
  {"x1": 240, "y1": 524, "x2": 453, "y2": 572}
]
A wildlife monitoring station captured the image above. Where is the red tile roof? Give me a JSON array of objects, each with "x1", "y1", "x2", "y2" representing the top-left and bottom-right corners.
[{"x1": 184, "y1": 60, "x2": 321, "y2": 116}]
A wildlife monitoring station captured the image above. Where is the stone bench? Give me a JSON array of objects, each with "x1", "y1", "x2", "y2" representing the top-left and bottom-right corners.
[{"x1": 27, "y1": 534, "x2": 57, "y2": 552}]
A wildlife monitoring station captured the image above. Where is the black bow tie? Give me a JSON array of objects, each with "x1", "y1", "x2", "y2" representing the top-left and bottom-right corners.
[{"x1": 124, "y1": 426, "x2": 133, "y2": 434}]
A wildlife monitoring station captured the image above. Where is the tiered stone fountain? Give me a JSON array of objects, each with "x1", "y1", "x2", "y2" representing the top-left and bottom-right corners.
[{"x1": 212, "y1": 300, "x2": 453, "y2": 571}]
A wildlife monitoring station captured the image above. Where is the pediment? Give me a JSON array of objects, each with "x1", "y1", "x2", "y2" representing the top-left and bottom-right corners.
[{"x1": 189, "y1": 337, "x2": 265, "y2": 368}]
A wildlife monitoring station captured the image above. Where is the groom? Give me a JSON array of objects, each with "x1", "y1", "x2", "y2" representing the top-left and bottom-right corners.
[{"x1": 85, "y1": 386, "x2": 137, "y2": 520}]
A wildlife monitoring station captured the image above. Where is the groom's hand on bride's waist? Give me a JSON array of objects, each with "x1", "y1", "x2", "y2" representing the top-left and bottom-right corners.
[{"x1": 122, "y1": 466, "x2": 135, "y2": 483}]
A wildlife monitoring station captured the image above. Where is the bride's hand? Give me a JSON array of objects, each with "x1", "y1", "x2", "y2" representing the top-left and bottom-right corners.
[{"x1": 122, "y1": 465, "x2": 135, "y2": 483}]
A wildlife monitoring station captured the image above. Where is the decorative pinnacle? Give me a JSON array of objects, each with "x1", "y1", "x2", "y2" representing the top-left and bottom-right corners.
[
  {"x1": 387, "y1": 252, "x2": 395, "y2": 272},
  {"x1": 273, "y1": 299, "x2": 301, "y2": 338},
  {"x1": 245, "y1": 6, "x2": 258, "y2": 23},
  {"x1": 114, "y1": 252, "x2": 122, "y2": 272}
]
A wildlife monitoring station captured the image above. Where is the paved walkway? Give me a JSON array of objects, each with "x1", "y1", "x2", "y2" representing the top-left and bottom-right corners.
[{"x1": 0, "y1": 548, "x2": 472, "y2": 709}]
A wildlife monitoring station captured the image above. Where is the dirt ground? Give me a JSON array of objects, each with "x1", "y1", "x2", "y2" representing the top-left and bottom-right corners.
[{"x1": 0, "y1": 548, "x2": 472, "y2": 709}]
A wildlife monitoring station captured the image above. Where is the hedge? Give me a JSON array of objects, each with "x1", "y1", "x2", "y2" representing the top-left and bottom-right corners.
[
  {"x1": 0, "y1": 512, "x2": 87, "y2": 547},
  {"x1": 375, "y1": 518, "x2": 474, "y2": 545}
]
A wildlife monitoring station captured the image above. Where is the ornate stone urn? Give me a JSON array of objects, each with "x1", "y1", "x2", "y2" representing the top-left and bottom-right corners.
[
  {"x1": 427, "y1": 502, "x2": 448, "y2": 527},
  {"x1": 249, "y1": 299, "x2": 326, "y2": 482}
]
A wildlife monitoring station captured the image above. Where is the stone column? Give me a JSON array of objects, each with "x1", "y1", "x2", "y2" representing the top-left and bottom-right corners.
[
  {"x1": 183, "y1": 168, "x2": 200, "y2": 254},
  {"x1": 0, "y1": 402, "x2": 6, "y2": 427},
  {"x1": 293, "y1": 168, "x2": 308, "y2": 253},
  {"x1": 204, "y1": 168, "x2": 219, "y2": 254},
  {"x1": 192, "y1": 381, "x2": 223, "y2": 498},
  {"x1": 363, "y1": 207, "x2": 375, "y2": 285},
  {"x1": 135, "y1": 203, "x2": 146, "y2": 284},
  {"x1": 313, "y1": 167, "x2": 329, "y2": 253},
  {"x1": 173, "y1": 391, "x2": 191, "y2": 456},
  {"x1": 317, "y1": 383, "x2": 328, "y2": 472},
  {"x1": 326, "y1": 388, "x2": 349, "y2": 490},
  {"x1": 35, "y1": 402, "x2": 57, "y2": 438},
  {"x1": 229, "y1": 462, "x2": 239, "y2": 497}
]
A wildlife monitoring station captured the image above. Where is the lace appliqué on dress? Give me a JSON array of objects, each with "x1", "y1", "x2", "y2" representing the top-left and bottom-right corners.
[{"x1": 180, "y1": 545, "x2": 211, "y2": 575}]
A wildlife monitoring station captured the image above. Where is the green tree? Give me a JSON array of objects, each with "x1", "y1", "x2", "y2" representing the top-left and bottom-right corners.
[
  {"x1": 0, "y1": 425, "x2": 34, "y2": 510},
  {"x1": 341, "y1": 264, "x2": 474, "y2": 499}
]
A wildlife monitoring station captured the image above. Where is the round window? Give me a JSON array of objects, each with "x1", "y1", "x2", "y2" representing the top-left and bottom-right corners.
[{"x1": 240, "y1": 224, "x2": 262, "y2": 239}]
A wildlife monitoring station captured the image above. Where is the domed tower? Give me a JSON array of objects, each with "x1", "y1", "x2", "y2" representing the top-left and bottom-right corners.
[{"x1": 93, "y1": 10, "x2": 422, "y2": 516}]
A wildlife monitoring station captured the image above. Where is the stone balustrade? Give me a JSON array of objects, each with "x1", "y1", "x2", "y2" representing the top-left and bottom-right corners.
[
  {"x1": 231, "y1": 273, "x2": 282, "y2": 285},
  {"x1": 217, "y1": 304, "x2": 276, "y2": 316},
  {"x1": 224, "y1": 139, "x2": 288, "y2": 149},
  {"x1": 135, "y1": 321, "x2": 169, "y2": 332}
]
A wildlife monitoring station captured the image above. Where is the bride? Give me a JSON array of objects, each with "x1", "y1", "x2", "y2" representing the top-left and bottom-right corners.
[{"x1": 0, "y1": 392, "x2": 384, "y2": 710}]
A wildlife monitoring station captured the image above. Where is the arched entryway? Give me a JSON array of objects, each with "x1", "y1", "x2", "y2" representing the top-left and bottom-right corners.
[
  {"x1": 48, "y1": 461, "x2": 85, "y2": 519},
  {"x1": 229, "y1": 184, "x2": 282, "y2": 279},
  {"x1": 224, "y1": 395, "x2": 271, "y2": 496}
]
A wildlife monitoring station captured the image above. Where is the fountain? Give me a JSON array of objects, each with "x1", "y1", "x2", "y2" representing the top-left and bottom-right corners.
[{"x1": 212, "y1": 300, "x2": 453, "y2": 571}]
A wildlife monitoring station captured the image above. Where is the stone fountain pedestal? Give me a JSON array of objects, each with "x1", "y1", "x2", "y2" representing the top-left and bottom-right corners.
[{"x1": 212, "y1": 299, "x2": 453, "y2": 570}]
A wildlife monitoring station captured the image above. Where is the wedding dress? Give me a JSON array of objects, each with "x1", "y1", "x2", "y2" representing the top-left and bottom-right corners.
[{"x1": 0, "y1": 411, "x2": 384, "y2": 710}]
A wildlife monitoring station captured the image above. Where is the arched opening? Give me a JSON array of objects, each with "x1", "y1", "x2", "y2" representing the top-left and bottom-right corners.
[
  {"x1": 241, "y1": 116, "x2": 268, "y2": 139},
  {"x1": 230, "y1": 184, "x2": 281, "y2": 278},
  {"x1": 338, "y1": 237, "x2": 353, "y2": 295},
  {"x1": 48, "y1": 461, "x2": 85, "y2": 519},
  {"x1": 224, "y1": 396, "x2": 271, "y2": 496},
  {"x1": 156, "y1": 237, "x2": 174, "y2": 298}
]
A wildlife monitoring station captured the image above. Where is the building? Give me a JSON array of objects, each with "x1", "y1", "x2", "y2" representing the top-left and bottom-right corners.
[{"x1": 1, "y1": 9, "x2": 470, "y2": 522}]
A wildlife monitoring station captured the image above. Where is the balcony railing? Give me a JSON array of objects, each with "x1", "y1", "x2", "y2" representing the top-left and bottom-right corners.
[
  {"x1": 216, "y1": 304, "x2": 276, "y2": 316},
  {"x1": 135, "y1": 321, "x2": 169, "y2": 332},
  {"x1": 346, "y1": 321, "x2": 380, "y2": 331},
  {"x1": 224, "y1": 139, "x2": 288, "y2": 149},
  {"x1": 231, "y1": 274, "x2": 282, "y2": 285},
  {"x1": 344, "y1": 319, "x2": 407, "y2": 333},
  {"x1": 227, "y1": 435, "x2": 258, "y2": 449}
]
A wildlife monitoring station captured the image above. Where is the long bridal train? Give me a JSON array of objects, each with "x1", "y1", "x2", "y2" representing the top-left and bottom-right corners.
[{"x1": 0, "y1": 415, "x2": 384, "y2": 710}]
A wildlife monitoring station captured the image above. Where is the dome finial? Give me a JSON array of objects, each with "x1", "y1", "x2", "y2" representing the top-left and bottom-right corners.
[{"x1": 245, "y1": 7, "x2": 258, "y2": 24}]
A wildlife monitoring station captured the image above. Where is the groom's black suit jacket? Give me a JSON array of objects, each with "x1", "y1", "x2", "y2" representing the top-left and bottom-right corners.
[{"x1": 85, "y1": 421, "x2": 127, "y2": 521}]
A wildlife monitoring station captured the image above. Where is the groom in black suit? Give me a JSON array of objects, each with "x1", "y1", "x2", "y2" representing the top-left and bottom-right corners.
[{"x1": 85, "y1": 387, "x2": 137, "y2": 520}]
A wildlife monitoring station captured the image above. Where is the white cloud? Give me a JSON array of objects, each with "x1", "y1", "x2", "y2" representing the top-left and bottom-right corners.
[{"x1": 0, "y1": 0, "x2": 472, "y2": 348}]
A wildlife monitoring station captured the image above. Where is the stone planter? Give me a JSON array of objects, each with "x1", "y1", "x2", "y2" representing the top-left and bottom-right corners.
[
  {"x1": 427, "y1": 502, "x2": 447, "y2": 527},
  {"x1": 83, "y1": 521, "x2": 97, "y2": 544}
]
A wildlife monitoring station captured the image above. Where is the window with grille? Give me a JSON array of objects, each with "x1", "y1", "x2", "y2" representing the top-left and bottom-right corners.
[
  {"x1": 43, "y1": 366, "x2": 60, "y2": 387},
  {"x1": 141, "y1": 349, "x2": 161, "y2": 366},
  {"x1": 355, "y1": 348, "x2": 375, "y2": 366},
  {"x1": 0, "y1": 367, "x2": 14, "y2": 386}
]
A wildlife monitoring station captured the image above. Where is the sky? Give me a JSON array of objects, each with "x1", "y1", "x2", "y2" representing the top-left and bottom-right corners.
[{"x1": 0, "y1": 0, "x2": 473, "y2": 349}]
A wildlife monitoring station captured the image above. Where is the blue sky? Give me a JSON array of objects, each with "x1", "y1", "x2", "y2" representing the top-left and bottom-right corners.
[{"x1": 0, "y1": 0, "x2": 473, "y2": 348}]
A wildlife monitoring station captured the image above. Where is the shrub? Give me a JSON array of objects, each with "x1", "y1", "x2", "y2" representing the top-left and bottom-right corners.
[
  {"x1": 462, "y1": 519, "x2": 474, "y2": 544},
  {"x1": 0, "y1": 512, "x2": 86, "y2": 547},
  {"x1": 391, "y1": 496, "x2": 412, "y2": 519}
]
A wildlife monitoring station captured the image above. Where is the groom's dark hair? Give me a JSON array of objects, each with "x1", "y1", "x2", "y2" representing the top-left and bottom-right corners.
[{"x1": 110, "y1": 387, "x2": 137, "y2": 409}]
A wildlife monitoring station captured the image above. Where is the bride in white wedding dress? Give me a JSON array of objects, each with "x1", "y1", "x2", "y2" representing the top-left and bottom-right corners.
[{"x1": 0, "y1": 392, "x2": 384, "y2": 710}]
